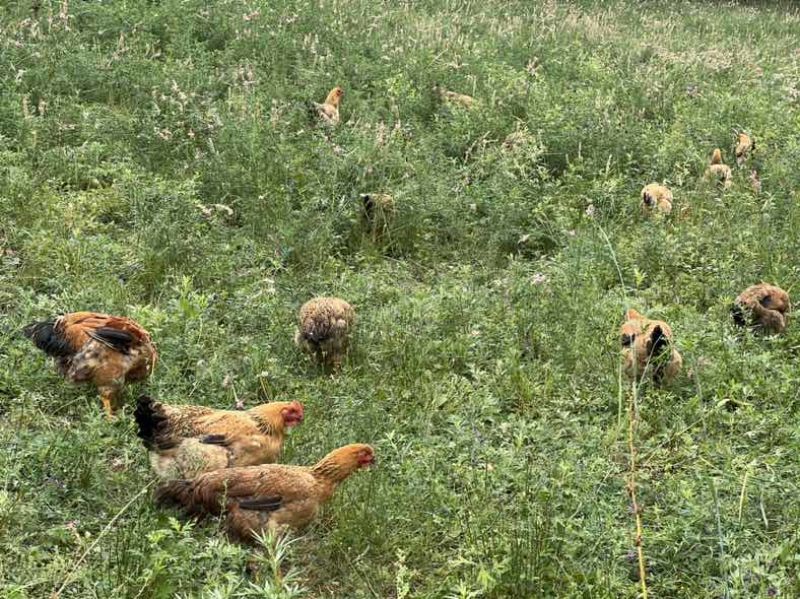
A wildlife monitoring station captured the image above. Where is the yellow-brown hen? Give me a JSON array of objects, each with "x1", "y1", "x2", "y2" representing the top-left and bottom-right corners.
[
  {"x1": 705, "y1": 148, "x2": 732, "y2": 189},
  {"x1": 732, "y1": 283, "x2": 790, "y2": 335},
  {"x1": 360, "y1": 193, "x2": 395, "y2": 242},
  {"x1": 310, "y1": 87, "x2": 344, "y2": 126},
  {"x1": 135, "y1": 396, "x2": 304, "y2": 479},
  {"x1": 735, "y1": 133, "x2": 755, "y2": 167},
  {"x1": 620, "y1": 309, "x2": 682, "y2": 385},
  {"x1": 640, "y1": 183, "x2": 673, "y2": 216},
  {"x1": 157, "y1": 443, "x2": 375, "y2": 543},
  {"x1": 434, "y1": 84, "x2": 474, "y2": 108}
]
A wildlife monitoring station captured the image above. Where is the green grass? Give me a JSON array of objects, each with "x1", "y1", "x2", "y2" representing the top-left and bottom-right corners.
[{"x1": 2, "y1": 0, "x2": 800, "y2": 596}]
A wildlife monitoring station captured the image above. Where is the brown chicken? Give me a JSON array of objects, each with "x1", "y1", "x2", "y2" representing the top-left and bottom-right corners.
[
  {"x1": 735, "y1": 133, "x2": 755, "y2": 167},
  {"x1": 434, "y1": 83, "x2": 474, "y2": 108},
  {"x1": 620, "y1": 309, "x2": 682, "y2": 385},
  {"x1": 157, "y1": 443, "x2": 375, "y2": 542},
  {"x1": 360, "y1": 193, "x2": 395, "y2": 242},
  {"x1": 640, "y1": 183, "x2": 673, "y2": 216},
  {"x1": 135, "y1": 396, "x2": 304, "y2": 479},
  {"x1": 705, "y1": 148, "x2": 732, "y2": 189},
  {"x1": 749, "y1": 169, "x2": 762, "y2": 194},
  {"x1": 310, "y1": 87, "x2": 344, "y2": 126},
  {"x1": 732, "y1": 283, "x2": 790, "y2": 335},
  {"x1": 23, "y1": 312, "x2": 157, "y2": 416},
  {"x1": 294, "y1": 297, "x2": 355, "y2": 369}
]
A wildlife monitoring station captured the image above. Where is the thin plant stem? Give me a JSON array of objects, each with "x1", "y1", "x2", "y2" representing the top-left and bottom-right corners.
[
  {"x1": 51, "y1": 481, "x2": 155, "y2": 599},
  {"x1": 627, "y1": 380, "x2": 648, "y2": 599}
]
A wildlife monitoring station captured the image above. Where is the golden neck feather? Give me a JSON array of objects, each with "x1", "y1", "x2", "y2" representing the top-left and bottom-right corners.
[
  {"x1": 311, "y1": 454, "x2": 357, "y2": 484},
  {"x1": 248, "y1": 407, "x2": 284, "y2": 435}
]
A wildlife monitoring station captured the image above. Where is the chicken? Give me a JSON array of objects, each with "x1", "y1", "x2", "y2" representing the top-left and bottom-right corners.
[
  {"x1": 23, "y1": 312, "x2": 157, "y2": 417},
  {"x1": 749, "y1": 169, "x2": 761, "y2": 194},
  {"x1": 156, "y1": 443, "x2": 375, "y2": 542},
  {"x1": 434, "y1": 83, "x2": 474, "y2": 108},
  {"x1": 360, "y1": 193, "x2": 395, "y2": 242},
  {"x1": 135, "y1": 395, "x2": 304, "y2": 479},
  {"x1": 640, "y1": 183, "x2": 673, "y2": 216},
  {"x1": 731, "y1": 283, "x2": 790, "y2": 335},
  {"x1": 310, "y1": 87, "x2": 344, "y2": 126},
  {"x1": 502, "y1": 126, "x2": 536, "y2": 152},
  {"x1": 620, "y1": 309, "x2": 682, "y2": 385},
  {"x1": 704, "y1": 148, "x2": 732, "y2": 189},
  {"x1": 294, "y1": 297, "x2": 355, "y2": 369},
  {"x1": 198, "y1": 203, "x2": 234, "y2": 219},
  {"x1": 735, "y1": 132, "x2": 755, "y2": 167}
]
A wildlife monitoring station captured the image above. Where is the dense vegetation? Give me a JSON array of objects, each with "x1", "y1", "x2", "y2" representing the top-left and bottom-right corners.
[{"x1": 2, "y1": 1, "x2": 800, "y2": 596}]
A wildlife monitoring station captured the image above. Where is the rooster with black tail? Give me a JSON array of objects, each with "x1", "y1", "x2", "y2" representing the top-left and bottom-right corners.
[{"x1": 23, "y1": 312, "x2": 157, "y2": 417}]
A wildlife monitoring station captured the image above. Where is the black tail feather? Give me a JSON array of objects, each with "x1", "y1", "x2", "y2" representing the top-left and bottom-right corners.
[
  {"x1": 23, "y1": 320, "x2": 74, "y2": 357},
  {"x1": 134, "y1": 395, "x2": 170, "y2": 450},
  {"x1": 650, "y1": 325, "x2": 669, "y2": 357},
  {"x1": 361, "y1": 193, "x2": 375, "y2": 217},
  {"x1": 649, "y1": 326, "x2": 671, "y2": 385}
]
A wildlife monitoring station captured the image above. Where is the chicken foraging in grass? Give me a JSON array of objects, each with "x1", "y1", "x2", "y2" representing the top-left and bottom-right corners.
[
  {"x1": 294, "y1": 297, "x2": 355, "y2": 369},
  {"x1": 640, "y1": 183, "x2": 673, "y2": 216},
  {"x1": 433, "y1": 83, "x2": 474, "y2": 108},
  {"x1": 23, "y1": 312, "x2": 157, "y2": 417},
  {"x1": 620, "y1": 309, "x2": 682, "y2": 385},
  {"x1": 749, "y1": 169, "x2": 762, "y2": 194},
  {"x1": 156, "y1": 443, "x2": 375, "y2": 542},
  {"x1": 705, "y1": 148, "x2": 732, "y2": 189},
  {"x1": 135, "y1": 396, "x2": 304, "y2": 479},
  {"x1": 731, "y1": 283, "x2": 790, "y2": 335},
  {"x1": 310, "y1": 87, "x2": 344, "y2": 126},
  {"x1": 735, "y1": 132, "x2": 755, "y2": 167},
  {"x1": 360, "y1": 193, "x2": 395, "y2": 242}
]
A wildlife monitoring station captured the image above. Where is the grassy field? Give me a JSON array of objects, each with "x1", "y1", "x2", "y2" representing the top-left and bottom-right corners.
[{"x1": 2, "y1": 0, "x2": 800, "y2": 596}]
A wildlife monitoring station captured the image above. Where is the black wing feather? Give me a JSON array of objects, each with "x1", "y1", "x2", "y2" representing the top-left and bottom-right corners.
[
  {"x1": 87, "y1": 327, "x2": 134, "y2": 353},
  {"x1": 200, "y1": 434, "x2": 230, "y2": 446},
  {"x1": 238, "y1": 496, "x2": 283, "y2": 512}
]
